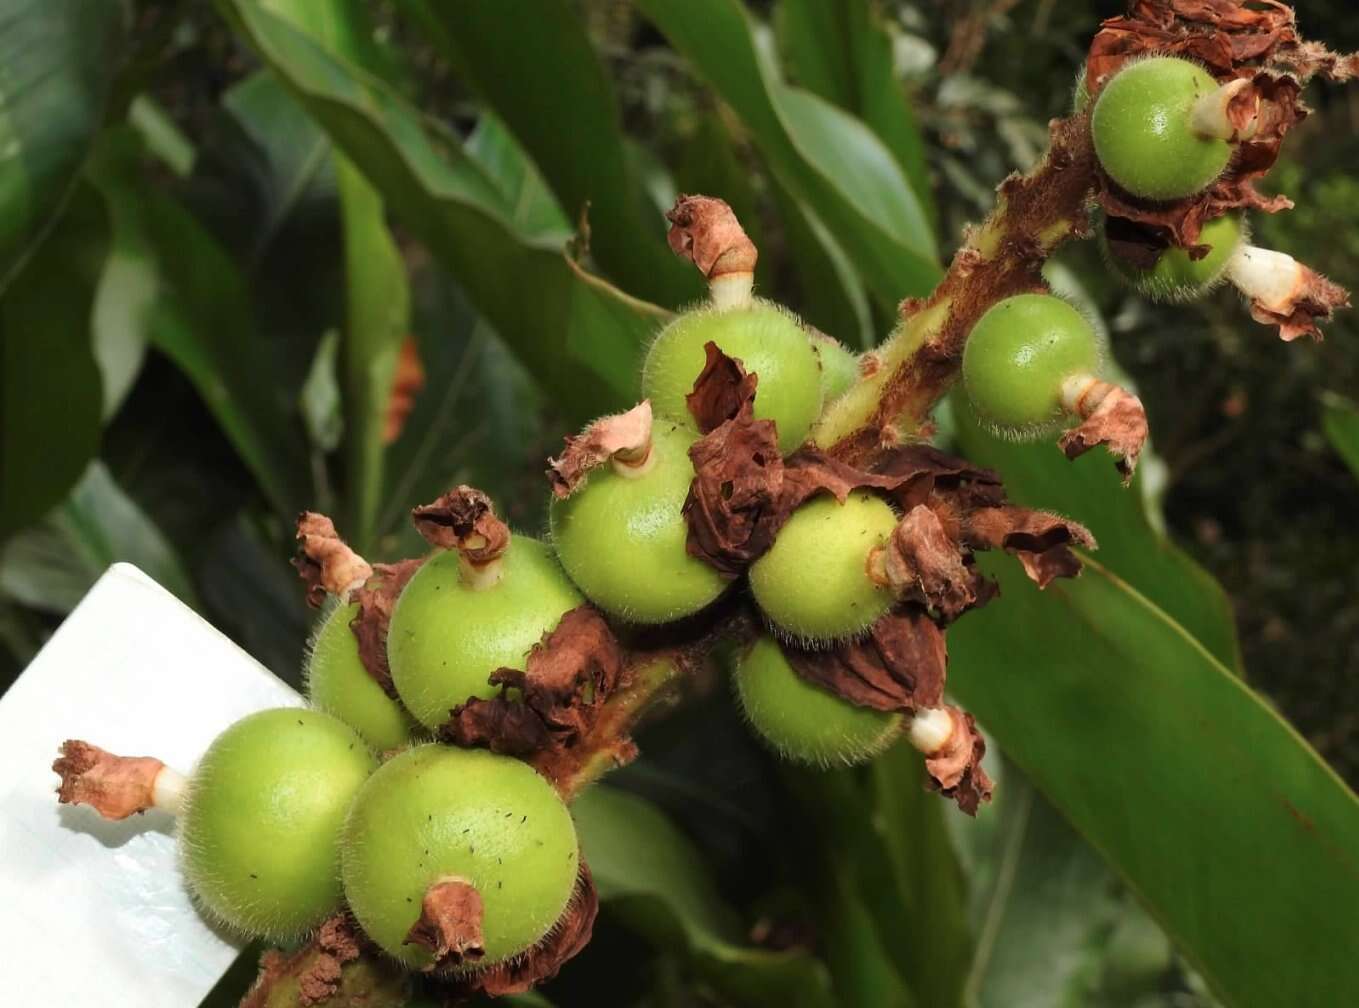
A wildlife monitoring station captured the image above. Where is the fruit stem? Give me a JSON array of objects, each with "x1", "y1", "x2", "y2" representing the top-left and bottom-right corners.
[
  {"x1": 459, "y1": 551, "x2": 504, "y2": 591},
  {"x1": 709, "y1": 272, "x2": 755, "y2": 311},
  {"x1": 1189, "y1": 77, "x2": 1259, "y2": 141}
]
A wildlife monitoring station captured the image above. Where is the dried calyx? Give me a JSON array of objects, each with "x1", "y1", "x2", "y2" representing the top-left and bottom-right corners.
[
  {"x1": 411, "y1": 485, "x2": 511, "y2": 589},
  {"x1": 293, "y1": 512, "x2": 374, "y2": 605},
  {"x1": 666, "y1": 194, "x2": 758, "y2": 310},
  {"x1": 547, "y1": 400, "x2": 655, "y2": 496},
  {"x1": 53, "y1": 740, "x2": 186, "y2": 819}
]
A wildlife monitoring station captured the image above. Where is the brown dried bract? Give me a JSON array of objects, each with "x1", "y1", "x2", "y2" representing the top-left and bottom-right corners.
[
  {"x1": 786, "y1": 608, "x2": 948, "y2": 714},
  {"x1": 686, "y1": 341, "x2": 760, "y2": 433},
  {"x1": 964, "y1": 506, "x2": 1095, "y2": 589},
  {"x1": 442, "y1": 866, "x2": 599, "y2": 998},
  {"x1": 924, "y1": 706, "x2": 994, "y2": 816},
  {"x1": 411, "y1": 486, "x2": 510, "y2": 563},
  {"x1": 1057, "y1": 382, "x2": 1149, "y2": 483},
  {"x1": 665, "y1": 194, "x2": 757, "y2": 281},
  {"x1": 241, "y1": 913, "x2": 367, "y2": 1008},
  {"x1": 53, "y1": 741, "x2": 164, "y2": 820},
  {"x1": 871, "y1": 505, "x2": 984, "y2": 622},
  {"x1": 1245, "y1": 261, "x2": 1350, "y2": 342},
  {"x1": 293, "y1": 512, "x2": 373, "y2": 607},
  {"x1": 351, "y1": 559, "x2": 422, "y2": 698},
  {"x1": 442, "y1": 607, "x2": 628, "y2": 760},
  {"x1": 405, "y1": 878, "x2": 486, "y2": 971},
  {"x1": 547, "y1": 401, "x2": 654, "y2": 499}
]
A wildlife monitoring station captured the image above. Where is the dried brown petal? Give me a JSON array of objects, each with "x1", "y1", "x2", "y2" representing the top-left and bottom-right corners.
[
  {"x1": 383, "y1": 335, "x2": 426, "y2": 445},
  {"x1": 405, "y1": 878, "x2": 486, "y2": 971},
  {"x1": 411, "y1": 486, "x2": 510, "y2": 563},
  {"x1": 351, "y1": 559, "x2": 422, "y2": 698},
  {"x1": 665, "y1": 195, "x2": 757, "y2": 281},
  {"x1": 686, "y1": 341, "x2": 760, "y2": 433},
  {"x1": 53, "y1": 741, "x2": 165, "y2": 820},
  {"x1": 924, "y1": 707, "x2": 994, "y2": 816},
  {"x1": 547, "y1": 401, "x2": 654, "y2": 498},
  {"x1": 871, "y1": 505, "x2": 984, "y2": 622},
  {"x1": 1057, "y1": 380, "x2": 1149, "y2": 483},
  {"x1": 963, "y1": 506, "x2": 1095, "y2": 589},
  {"x1": 440, "y1": 607, "x2": 628, "y2": 758},
  {"x1": 786, "y1": 608, "x2": 948, "y2": 714},
  {"x1": 1244, "y1": 261, "x2": 1350, "y2": 342},
  {"x1": 293, "y1": 512, "x2": 373, "y2": 607},
  {"x1": 442, "y1": 866, "x2": 598, "y2": 998}
]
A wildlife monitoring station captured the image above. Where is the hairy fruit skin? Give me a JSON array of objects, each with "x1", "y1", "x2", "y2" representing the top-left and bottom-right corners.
[
  {"x1": 550, "y1": 422, "x2": 726, "y2": 624},
  {"x1": 962, "y1": 293, "x2": 1099, "y2": 433},
  {"x1": 1092, "y1": 57, "x2": 1231, "y2": 201},
  {"x1": 179, "y1": 708, "x2": 376, "y2": 941},
  {"x1": 643, "y1": 301, "x2": 823, "y2": 454},
  {"x1": 811, "y1": 333, "x2": 860, "y2": 403},
  {"x1": 749, "y1": 490, "x2": 898, "y2": 643},
  {"x1": 1104, "y1": 213, "x2": 1244, "y2": 302},
  {"x1": 340, "y1": 745, "x2": 579, "y2": 968},
  {"x1": 307, "y1": 601, "x2": 420, "y2": 752},
  {"x1": 735, "y1": 635, "x2": 902, "y2": 766},
  {"x1": 389, "y1": 538, "x2": 583, "y2": 731}
]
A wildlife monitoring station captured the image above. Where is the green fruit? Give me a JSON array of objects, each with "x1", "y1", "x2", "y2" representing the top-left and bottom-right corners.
[
  {"x1": 1092, "y1": 57, "x2": 1232, "y2": 200},
  {"x1": 735, "y1": 635, "x2": 901, "y2": 766},
  {"x1": 749, "y1": 490, "x2": 898, "y2": 643},
  {"x1": 811, "y1": 333, "x2": 859, "y2": 402},
  {"x1": 179, "y1": 708, "x2": 376, "y2": 941},
  {"x1": 961, "y1": 293, "x2": 1099, "y2": 434},
  {"x1": 1103, "y1": 213, "x2": 1244, "y2": 302},
  {"x1": 389, "y1": 537, "x2": 583, "y2": 731},
  {"x1": 307, "y1": 601, "x2": 420, "y2": 752},
  {"x1": 341, "y1": 744, "x2": 578, "y2": 968},
  {"x1": 550, "y1": 421, "x2": 726, "y2": 624},
  {"x1": 642, "y1": 301, "x2": 822, "y2": 454}
]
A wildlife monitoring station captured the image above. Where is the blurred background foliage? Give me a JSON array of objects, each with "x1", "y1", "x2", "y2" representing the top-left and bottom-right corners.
[{"x1": 2, "y1": 2, "x2": 1358, "y2": 1007}]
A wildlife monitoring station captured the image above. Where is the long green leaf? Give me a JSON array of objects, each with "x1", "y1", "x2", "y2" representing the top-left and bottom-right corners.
[
  {"x1": 404, "y1": 0, "x2": 700, "y2": 307},
  {"x1": 0, "y1": 185, "x2": 105, "y2": 540},
  {"x1": 0, "y1": 0, "x2": 122, "y2": 292},
  {"x1": 776, "y1": 0, "x2": 934, "y2": 227},
  {"x1": 573, "y1": 784, "x2": 838, "y2": 1008},
  {"x1": 221, "y1": 0, "x2": 669, "y2": 419},
  {"x1": 635, "y1": 0, "x2": 940, "y2": 305},
  {"x1": 948, "y1": 554, "x2": 1359, "y2": 1008},
  {"x1": 1321, "y1": 393, "x2": 1359, "y2": 483}
]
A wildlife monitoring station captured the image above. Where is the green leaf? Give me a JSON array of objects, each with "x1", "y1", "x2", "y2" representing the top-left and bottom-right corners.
[
  {"x1": 776, "y1": 0, "x2": 934, "y2": 226},
  {"x1": 300, "y1": 328, "x2": 343, "y2": 454},
  {"x1": 88, "y1": 128, "x2": 313, "y2": 518},
  {"x1": 0, "y1": 184, "x2": 106, "y2": 540},
  {"x1": 953, "y1": 400, "x2": 1242, "y2": 673},
  {"x1": 403, "y1": 0, "x2": 701, "y2": 307},
  {"x1": 573, "y1": 784, "x2": 838, "y2": 1008},
  {"x1": 466, "y1": 113, "x2": 570, "y2": 243},
  {"x1": 635, "y1": 0, "x2": 940, "y2": 305},
  {"x1": 221, "y1": 0, "x2": 670, "y2": 419},
  {"x1": 0, "y1": 0, "x2": 123, "y2": 292},
  {"x1": 1321, "y1": 392, "x2": 1359, "y2": 483},
  {"x1": 947, "y1": 554, "x2": 1359, "y2": 1008},
  {"x1": 0, "y1": 461, "x2": 197, "y2": 613}
]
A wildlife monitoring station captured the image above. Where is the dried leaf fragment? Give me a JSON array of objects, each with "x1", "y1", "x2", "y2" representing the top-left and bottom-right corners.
[
  {"x1": 547, "y1": 401, "x2": 654, "y2": 498},
  {"x1": 922, "y1": 707, "x2": 994, "y2": 816},
  {"x1": 665, "y1": 194, "x2": 757, "y2": 281},
  {"x1": 293, "y1": 512, "x2": 373, "y2": 607},
  {"x1": 411, "y1": 486, "x2": 510, "y2": 563},
  {"x1": 53, "y1": 741, "x2": 166, "y2": 820},
  {"x1": 405, "y1": 878, "x2": 486, "y2": 971}
]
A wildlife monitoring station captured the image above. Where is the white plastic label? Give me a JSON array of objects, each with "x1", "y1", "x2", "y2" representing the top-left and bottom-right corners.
[{"x1": 0, "y1": 563, "x2": 303, "y2": 1006}]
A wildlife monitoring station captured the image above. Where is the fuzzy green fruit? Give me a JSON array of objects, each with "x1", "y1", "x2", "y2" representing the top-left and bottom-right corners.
[
  {"x1": 643, "y1": 301, "x2": 822, "y2": 454},
  {"x1": 811, "y1": 333, "x2": 859, "y2": 403},
  {"x1": 749, "y1": 490, "x2": 898, "y2": 643},
  {"x1": 179, "y1": 708, "x2": 376, "y2": 941},
  {"x1": 341, "y1": 744, "x2": 579, "y2": 968},
  {"x1": 735, "y1": 635, "x2": 901, "y2": 766},
  {"x1": 550, "y1": 421, "x2": 726, "y2": 624},
  {"x1": 389, "y1": 537, "x2": 583, "y2": 731},
  {"x1": 1092, "y1": 57, "x2": 1232, "y2": 200},
  {"x1": 1103, "y1": 213, "x2": 1244, "y2": 302},
  {"x1": 961, "y1": 293, "x2": 1099, "y2": 435},
  {"x1": 307, "y1": 602, "x2": 420, "y2": 752}
]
